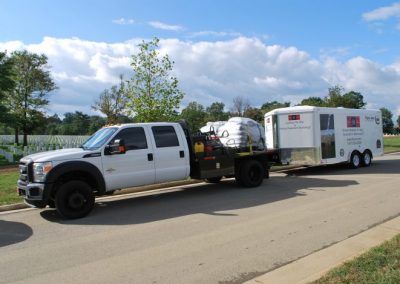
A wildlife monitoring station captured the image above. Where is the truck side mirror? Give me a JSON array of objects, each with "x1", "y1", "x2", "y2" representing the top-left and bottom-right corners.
[{"x1": 105, "y1": 139, "x2": 126, "y2": 155}]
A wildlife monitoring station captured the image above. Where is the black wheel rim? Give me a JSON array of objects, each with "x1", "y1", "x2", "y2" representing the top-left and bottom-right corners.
[{"x1": 68, "y1": 191, "x2": 87, "y2": 209}]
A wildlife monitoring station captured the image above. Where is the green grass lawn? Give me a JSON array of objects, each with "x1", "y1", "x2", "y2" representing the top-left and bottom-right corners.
[
  {"x1": 0, "y1": 171, "x2": 22, "y2": 206},
  {"x1": 311, "y1": 234, "x2": 400, "y2": 284},
  {"x1": 384, "y1": 136, "x2": 400, "y2": 153}
]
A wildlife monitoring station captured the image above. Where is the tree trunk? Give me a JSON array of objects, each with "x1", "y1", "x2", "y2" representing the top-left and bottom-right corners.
[
  {"x1": 23, "y1": 132, "x2": 28, "y2": 147},
  {"x1": 14, "y1": 128, "x2": 19, "y2": 145}
]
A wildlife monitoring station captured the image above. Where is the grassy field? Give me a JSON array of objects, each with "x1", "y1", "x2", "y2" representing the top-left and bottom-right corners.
[
  {"x1": 312, "y1": 234, "x2": 400, "y2": 284},
  {"x1": 0, "y1": 171, "x2": 22, "y2": 206},
  {"x1": 383, "y1": 136, "x2": 400, "y2": 153}
]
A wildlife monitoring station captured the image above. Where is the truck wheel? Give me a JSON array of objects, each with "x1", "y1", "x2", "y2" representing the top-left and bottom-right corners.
[
  {"x1": 48, "y1": 199, "x2": 56, "y2": 208},
  {"x1": 350, "y1": 151, "x2": 361, "y2": 169},
  {"x1": 362, "y1": 151, "x2": 372, "y2": 167},
  {"x1": 239, "y1": 160, "x2": 264, "y2": 187},
  {"x1": 205, "y1": 177, "x2": 222, "y2": 183},
  {"x1": 55, "y1": 180, "x2": 95, "y2": 219}
]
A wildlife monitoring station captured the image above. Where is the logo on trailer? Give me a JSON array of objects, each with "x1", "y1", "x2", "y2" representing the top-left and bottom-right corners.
[
  {"x1": 347, "y1": 116, "x2": 360, "y2": 128},
  {"x1": 375, "y1": 116, "x2": 380, "y2": 125},
  {"x1": 288, "y1": 114, "x2": 300, "y2": 121}
]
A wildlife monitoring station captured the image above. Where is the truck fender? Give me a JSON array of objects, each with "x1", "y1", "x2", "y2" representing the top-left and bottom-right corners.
[{"x1": 45, "y1": 161, "x2": 106, "y2": 195}]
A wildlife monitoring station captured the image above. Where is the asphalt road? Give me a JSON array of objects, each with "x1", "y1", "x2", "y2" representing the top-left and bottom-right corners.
[{"x1": 1, "y1": 153, "x2": 400, "y2": 284}]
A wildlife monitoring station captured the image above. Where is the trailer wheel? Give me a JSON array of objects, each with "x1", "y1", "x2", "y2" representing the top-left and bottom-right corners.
[
  {"x1": 55, "y1": 180, "x2": 95, "y2": 219},
  {"x1": 350, "y1": 151, "x2": 361, "y2": 169},
  {"x1": 362, "y1": 151, "x2": 372, "y2": 167},
  {"x1": 239, "y1": 160, "x2": 264, "y2": 187},
  {"x1": 205, "y1": 177, "x2": 222, "y2": 183}
]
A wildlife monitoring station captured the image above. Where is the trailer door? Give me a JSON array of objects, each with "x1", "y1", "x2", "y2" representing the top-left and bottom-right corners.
[{"x1": 320, "y1": 114, "x2": 336, "y2": 159}]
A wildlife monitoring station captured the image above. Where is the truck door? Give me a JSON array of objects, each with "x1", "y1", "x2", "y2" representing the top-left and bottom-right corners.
[
  {"x1": 102, "y1": 127, "x2": 155, "y2": 191},
  {"x1": 150, "y1": 125, "x2": 189, "y2": 183}
]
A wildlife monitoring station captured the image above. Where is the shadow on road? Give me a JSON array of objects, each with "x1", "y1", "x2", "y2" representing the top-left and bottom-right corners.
[
  {"x1": 40, "y1": 175, "x2": 358, "y2": 226},
  {"x1": 0, "y1": 220, "x2": 33, "y2": 247}
]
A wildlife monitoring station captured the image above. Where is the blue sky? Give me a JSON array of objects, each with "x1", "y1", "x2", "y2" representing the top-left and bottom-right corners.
[{"x1": 1, "y1": 0, "x2": 400, "y2": 117}]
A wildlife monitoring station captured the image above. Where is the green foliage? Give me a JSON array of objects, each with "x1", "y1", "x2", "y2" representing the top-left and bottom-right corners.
[
  {"x1": 380, "y1": 107, "x2": 394, "y2": 134},
  {"x1": 180, "y1": 102, "x2": 207, "y2": 132},
  {"x1": 243, "y1": 107, "x2": 263, "y2": 122},
  {"x1": 4, "y1": 50, "x2": 57, "y2": 146},
  {"x1": 92, "y1": 75, "x2": 128, "y2": 124},
  {"x1": 299, "y1": 97, "x2": 325, "y2": 107},
  {"x1": 0, "y1": 52, "x2": 15, "y2": 123},
  {"x1": 325, "y1": 85, "x2": 366, "y2": 108},
  {"x1": 127, "y1": 37, "x2": 184, "y2": 122},
  {"x1": 261, "y1": 101, "x2": 290, "y2": 114},
  {"x1": 206, "y1": 102, "x2": 229, "y2": 121}
]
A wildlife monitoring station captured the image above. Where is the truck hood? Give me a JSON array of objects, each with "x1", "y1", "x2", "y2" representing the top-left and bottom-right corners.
[{"x1": 21, "y1": 148, "x2": 99, "y2": 163}]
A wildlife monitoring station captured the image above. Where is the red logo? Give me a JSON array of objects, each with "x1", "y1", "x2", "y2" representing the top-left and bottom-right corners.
[
  {"x1": 288, "y1": 114, "x2": 300, "y2": 121},
  {"x1": 347, "y1": 116, "x2": 360, "y2": 128}
]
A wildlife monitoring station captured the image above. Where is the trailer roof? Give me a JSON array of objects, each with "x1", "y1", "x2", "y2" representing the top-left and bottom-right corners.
[{"x1": 264, "y1": 106, "x2": 380, "y2": 116}]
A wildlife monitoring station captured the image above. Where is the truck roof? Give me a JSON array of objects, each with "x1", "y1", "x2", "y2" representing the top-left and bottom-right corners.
[
  {"x1": 103, "y1": 122, "x2": 181, "y2": 129},
  {"x1": 264, "y1": 106, "x2": 380, "y2": 116}
]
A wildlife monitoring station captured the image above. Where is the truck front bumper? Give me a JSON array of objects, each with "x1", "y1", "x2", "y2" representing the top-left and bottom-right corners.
[{"x1": 17, "y1": 181, "x2": 47, "y2": 208}]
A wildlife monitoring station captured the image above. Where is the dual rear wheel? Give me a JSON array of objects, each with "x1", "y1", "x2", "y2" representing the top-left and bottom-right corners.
[{"x1": 350, "y1": 151, "x2": 372, "y2": 169}]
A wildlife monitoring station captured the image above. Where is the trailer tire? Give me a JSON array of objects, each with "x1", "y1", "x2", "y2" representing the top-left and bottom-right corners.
[
  {"x1": 55, "y1": 180, "x2": 95, "y2": 219},
  {"x1": 350, "y1": 151, "x2": 361, "y2": 169},
  {"x1": 361, "y1": 151, "x2": 372, "y2": 167},
  {"x1": 205, "y1": 177, "x2": 222, "y2": 183},
  {"x1": 239, "y1": 160, "x2": 264, "y2": 187}
]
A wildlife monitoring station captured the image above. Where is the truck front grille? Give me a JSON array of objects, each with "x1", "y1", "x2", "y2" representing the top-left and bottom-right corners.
[{"x1": 19, "y1": 162, "x2": 32, "y2": 183}]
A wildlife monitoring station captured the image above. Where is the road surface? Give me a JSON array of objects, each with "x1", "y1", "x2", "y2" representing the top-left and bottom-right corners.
[{"x1": 1, "y1": 153, "x2": 400, "y2": 284}]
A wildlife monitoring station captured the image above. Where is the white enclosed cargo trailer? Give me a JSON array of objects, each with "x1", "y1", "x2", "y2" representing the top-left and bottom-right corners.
[{"x1": 264, "y1": 106, "x2": 383, "y2": 168}]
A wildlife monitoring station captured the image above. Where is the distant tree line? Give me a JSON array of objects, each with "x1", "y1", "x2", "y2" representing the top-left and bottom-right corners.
[{"x1": 1, "y1": 39, "x2": 399, "y2": 143}]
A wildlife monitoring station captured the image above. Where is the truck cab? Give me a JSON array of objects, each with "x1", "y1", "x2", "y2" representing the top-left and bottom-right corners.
[{"x1": 18, "y1": 122, "x2": 190, "y2": 219}]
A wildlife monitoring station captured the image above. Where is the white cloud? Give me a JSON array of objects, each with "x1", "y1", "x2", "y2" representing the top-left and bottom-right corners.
[
  {"x1": 148, "y1": 21, "x2": 183, "y2": 31},
  {"x1": 362, "y1": 2, "x2": 400, "y2": 21},
  {"x1": 112, "y1": 18, "x2": 135, "y2": 25},
  {"x1": 1, "y1": 36, "x2": 400, "y2": 117},
  {"x1": 190, "y1": 30, "x2": 242, "y2": 38}
]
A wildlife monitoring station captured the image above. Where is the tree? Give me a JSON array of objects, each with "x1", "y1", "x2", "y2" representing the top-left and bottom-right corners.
[
  {"x1": 260, "y1": 101, "x2": 290, "y2": 114},
  {"x1": 5, "y1": 50, "x2": 57, "y2": 146},
  {"x1": 380, "y1": 107, "x2": 394, "y2": 134},
  {"x1": 299, "y1": 97, "x2": 325, "y2": 107},
  {"x1": 206, "y1": 102, "x2": 229, "y2": 121},
  {"x1": 180, "y1": 102, "x2": 207, "y2": 132},
  {"x1": 342, "y1": 91, "x2": 366, "y2": 109},
  {"x1": 243, "y1": 107, "x2": 263, "y2": 122},
  {"x1": 325, "y1": 86, "x2": 366, "y2": 109},
  {"x1": 0, "y1": 51, "x2": 15, "y2": 123},
  {"x1": 127, "y1": 37, "x2": 184, "y2": 122},
  {"x1": 60, "y1": 112, "x2": 91, "y2": 135},
  {"x1": 230, "y1": 96, "x2": 250, "y2": 117},
  {"x1": 92, "y1": 75, "x2": 128, "y2": 124}
]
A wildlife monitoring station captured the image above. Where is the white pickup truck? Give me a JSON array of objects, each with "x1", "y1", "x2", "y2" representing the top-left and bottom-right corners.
[{"x1": 18, "y1": 121, "x2": 269, "y2": 219}]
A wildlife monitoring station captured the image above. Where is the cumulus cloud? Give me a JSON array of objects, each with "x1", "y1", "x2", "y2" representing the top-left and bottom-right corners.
[
  {"x1": 148, "y1": 21, "x2": 183, "y2": 31},
  {"x1": 112, "y1": 18, "x2": 135, "y2": 25},
  {"x1": 1, "y1": 36, "x2": 400, "y2": 117},
  {"x1": 362, "y1": 2, "x2": 400, "y2": 21}
]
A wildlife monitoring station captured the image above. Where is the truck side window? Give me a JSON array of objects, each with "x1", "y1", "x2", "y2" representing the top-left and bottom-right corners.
[
  {"x1": 112, "y1": 127, "x2": 148, "y2": 150},
  {"x1": 152, "y1": 126, "x2": 180, "y2": 148}
]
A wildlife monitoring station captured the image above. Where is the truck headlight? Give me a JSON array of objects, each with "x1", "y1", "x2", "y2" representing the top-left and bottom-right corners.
[{"x1": 33, "y1": 162, "x2": 53, "y2": 183}]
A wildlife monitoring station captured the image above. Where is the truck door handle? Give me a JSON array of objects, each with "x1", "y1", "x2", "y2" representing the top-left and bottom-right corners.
[
  {"x1": 147, "y1": 153, "x2": 153, "y2": 161},
  {"x1": 179, "y1": 151, "x2": 185, "y2": 158}
]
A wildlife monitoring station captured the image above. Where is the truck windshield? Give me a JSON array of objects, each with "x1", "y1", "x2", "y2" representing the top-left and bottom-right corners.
[{"x1": 81, "y1": 127, "x2": 118, "y2": 150}]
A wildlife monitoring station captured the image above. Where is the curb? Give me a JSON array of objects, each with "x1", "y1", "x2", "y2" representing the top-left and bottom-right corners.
[{"x1": 245, "y1": 215, "x2": 400, "y2": 284}]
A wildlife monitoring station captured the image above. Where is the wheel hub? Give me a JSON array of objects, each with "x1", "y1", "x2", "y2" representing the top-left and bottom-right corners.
[{"x1": 68, "y1": 192, "x2": 86, "y2": 209}]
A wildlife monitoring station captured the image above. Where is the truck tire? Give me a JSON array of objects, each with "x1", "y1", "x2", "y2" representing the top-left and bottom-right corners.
[
  {"x1": 361, "y1": 151, "x2": 372, "y2": 167},
  {"x1": 55, "y1": 180, "x2": 95, "y2": 219},
  {"x1": 238, "y1": 160, "x2": 264, "y2": 187},
  {"x1": 205, "y1": 177, "x2": 222, "y2": 183},
  {"x1": 350, "y1": 151, "x2": 361, "y2": 169}
]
